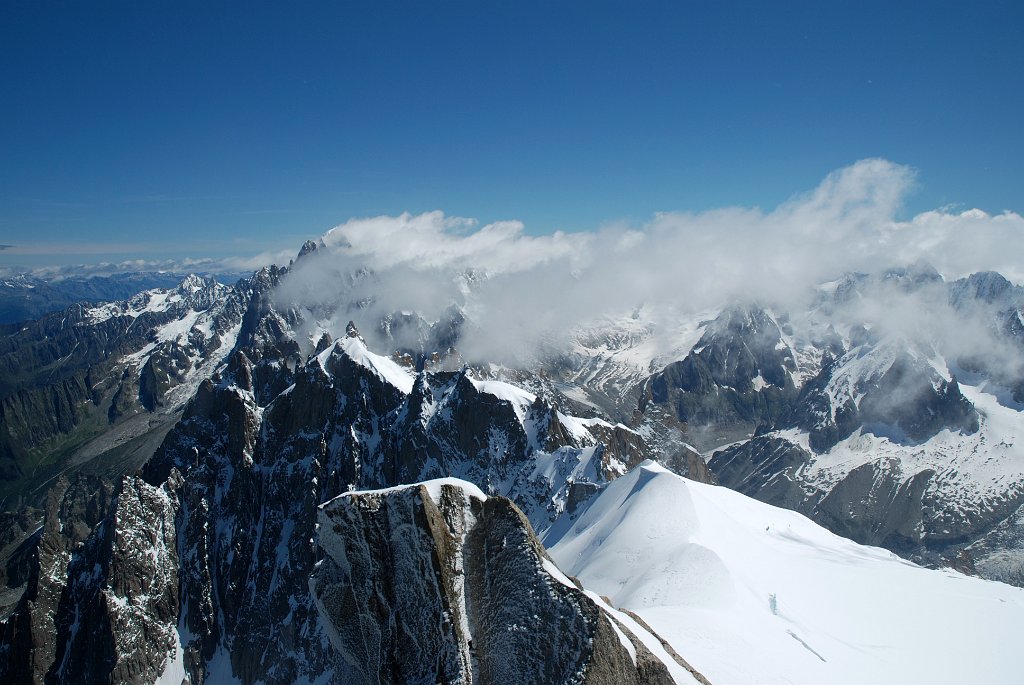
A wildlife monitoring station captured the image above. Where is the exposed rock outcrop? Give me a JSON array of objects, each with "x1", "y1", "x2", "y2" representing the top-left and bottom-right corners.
[
  {"x1": 311, "y1": 479, "x2": 678, "y2": 685},
  {"x1": 0, "y1": 472, "x2": 181, "y2": 685}
]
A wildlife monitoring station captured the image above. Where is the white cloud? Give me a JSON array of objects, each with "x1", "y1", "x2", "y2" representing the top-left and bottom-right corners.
[
  {"x1": 272, "y1": 159, "x2": 1024, "y2": 364},
  {"x1": 882, "y1": 208, "x2": 1024, "y2": 283},
  {"x1": 320, "y1": 211, "x2": 589, "y2": 274}
]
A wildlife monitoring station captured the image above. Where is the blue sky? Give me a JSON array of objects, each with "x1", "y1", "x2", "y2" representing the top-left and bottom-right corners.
[{"x1": 1, "y1": 1, "x2": 1021, "y2": 268}]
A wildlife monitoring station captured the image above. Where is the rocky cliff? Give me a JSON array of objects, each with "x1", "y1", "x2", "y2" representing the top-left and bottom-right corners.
[{"x1": 311, "y1": 479, "x2": 684, "y2": 684}]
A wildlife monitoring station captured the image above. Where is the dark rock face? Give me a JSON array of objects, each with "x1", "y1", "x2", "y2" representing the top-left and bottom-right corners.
[
  {"x1": 790, "y1": 349, "x2": 979, "y2": 453},
  {"x1": 949, "y1": 271, "x2": 1024, "y2": 403},
  {"x1": 640, "y1": 303, "x2": 982, "y2": 457},
  {"x1": 950, "y1": 271, "x2": 1016, "y2": 308},
  {"x1": 312, "y1": 485, "x2": 470, "y2": 683},
  {"x1": 963, "y1": 505, "x2": 1024, "y2": 586},
  {"x1": 139, "y1": 344, "x2": 193, "y2": 411},
  {"x1": 708, "y1": 437, "x2": 812, "y2": 513},
  {"x1": 658, "y1": 443, "x2": 717, "y2": 485},
  {"x1": 0, "y1": 507, "x2": 42, "y2": 611},
  {"x1": 639, "y1": 305, "x2": 799, "y2": 451},
  {"x1": 0, "y1": 472, "x2": 180, "y2": 685},
  {"x1": 708, "y1": 430, "x2": 1010, "y2": 564},
  {"x1": 813, "y1": 461, "x2": 933, "y2": 554},
  {"x1": 311, "y1": 482, "x2": 677, "y2": 685},
  {"x1": 386, "y1": 369, "x2": 645, "y2": 497}
]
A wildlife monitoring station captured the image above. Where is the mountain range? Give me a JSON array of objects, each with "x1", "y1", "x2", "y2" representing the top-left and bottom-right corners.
[
  {"x1": 0, "y1": 239, "x2": 1021, "y2": 684},
  {"x1": 0, "y1": 271, "x2": 249, "y2": 326}
]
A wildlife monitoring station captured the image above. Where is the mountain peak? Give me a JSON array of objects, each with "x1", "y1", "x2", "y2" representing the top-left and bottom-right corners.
[{"x1": 296, "y1": 238, "x2": 325, "y2": 261}]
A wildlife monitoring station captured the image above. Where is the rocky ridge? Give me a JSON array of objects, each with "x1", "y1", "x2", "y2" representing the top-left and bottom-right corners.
[{"x1": 311, "y1": 479, "x2": 692, "y2": 684}]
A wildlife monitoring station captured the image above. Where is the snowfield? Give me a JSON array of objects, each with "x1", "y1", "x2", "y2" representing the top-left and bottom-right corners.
[{"x1": 547, "y1": 461, "x2": 1024, "y2": 685}]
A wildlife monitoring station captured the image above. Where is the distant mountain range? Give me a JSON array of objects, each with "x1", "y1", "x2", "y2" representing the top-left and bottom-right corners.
[{"x1": 0, "y1": 270, "x2": 248, "y2": 325}]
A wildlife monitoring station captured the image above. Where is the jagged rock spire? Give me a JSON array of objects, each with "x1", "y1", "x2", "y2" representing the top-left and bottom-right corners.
[
  {"x1": 296, "y1": 238, "x2": 325, "y2": 261},
  {"x1": 314, "y1": 332, "x2": 334, "y2": 355}
]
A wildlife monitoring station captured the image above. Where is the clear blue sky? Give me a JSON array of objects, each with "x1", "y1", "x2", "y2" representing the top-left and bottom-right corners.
[{"x1": 1, "y1": 1, "x2": 1021, "y2": 266}]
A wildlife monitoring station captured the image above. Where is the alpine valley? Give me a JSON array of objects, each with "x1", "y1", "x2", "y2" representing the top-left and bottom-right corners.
[{"x1": 0, "y1": 236, "x2": 1022, "y2": 685}]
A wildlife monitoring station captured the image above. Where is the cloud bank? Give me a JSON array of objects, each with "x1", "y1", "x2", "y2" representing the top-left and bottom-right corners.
[{"x1": 273, "y1": 158, "x2": 1023, "y2": 365}]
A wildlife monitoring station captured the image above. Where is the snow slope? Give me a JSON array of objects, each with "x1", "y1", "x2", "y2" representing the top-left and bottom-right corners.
[
  {"x1": 328, "y1": 335, "x2": 416, "y2": 394},
  {"x1": 547, "y1": 461, "x2": 1024, "y2": 685}
]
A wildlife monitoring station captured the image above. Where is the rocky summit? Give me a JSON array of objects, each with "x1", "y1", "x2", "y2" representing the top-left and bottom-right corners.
[{"x1": 311, "y1": 479, "x2": 683, "y2": 685}]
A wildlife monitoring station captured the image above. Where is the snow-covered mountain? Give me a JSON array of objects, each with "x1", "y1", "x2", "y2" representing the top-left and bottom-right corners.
[
  {"x1": 1, "y1": 237, "x2": 1022, "y2": 684},
  {"x1": 547, "y1": 462, "x2": 1024, "y2": 685},
  {"x1": 479, "y1": 266, "x2": 1023, "y2": 586},
  {"x1": 0, "y1": 270, "x2": 246, "y2": 325},
  {"x1": 671, "y1": 274, "x2": 1024, "y2": 583},
  {"x1": 0, "y1": 273, "x2": 250, "y2": 509}
]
